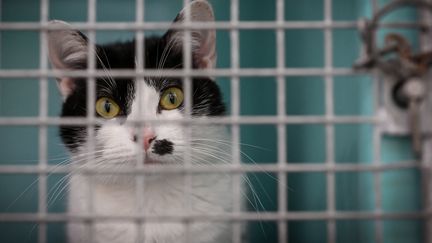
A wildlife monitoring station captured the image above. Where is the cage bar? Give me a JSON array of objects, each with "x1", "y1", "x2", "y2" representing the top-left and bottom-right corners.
[
  {"x1": 369, "y1": 0, "x2": 384, "y2": 242},
  {"x1": 371, "y1": 41, "x2": 384, "y2": 243},
  {"x1": 276, "y1": 0, "x2": 287, "y2": 242},
  {"x1": 371, "y1": 56, "x2": 384, "y2": 243},
  {"x1": 0, "y1": 0, "x2": 1, "y2": 70},
  {"x1": 85, "y1": 0, "x2": 97, "y2": 242},
  {"x1": 134, "y1": 0, "x2": 146, "y2": 242},
  {"x1": 181, "y1": 1, "x2": 193, "y2": 242},
  {"x1": 38, "y1": 0, "x2": 49, "y2": 242},
  {"x1": 323, "y1": 0, "x2": 336, "y2": 242},
  {"x1": 1, "y1": 21, "x2": 431, "y2": 31},
  {"x1": 0, "y1": 115, "x2": 381, "y2": 126},
  {"x1": 0, "y1": 67, "x2": 360, "y2": 78},
  {"x1": 0, "y1": 211, "x2": 428, "y2": 222},
  {"x1": 0, "y1": 161, "x2": 420, "y2": 175},
  {"x1": 0, "y1": 2, "x2": 2, "y2": 113},
  {"x1": 230, "y1": 0, "x2": 242, "y2": 242}
]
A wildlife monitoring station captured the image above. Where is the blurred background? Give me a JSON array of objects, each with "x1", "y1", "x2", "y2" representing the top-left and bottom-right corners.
[{"x1": 0, "y1": 0, "x2": 424, "y2": 242}]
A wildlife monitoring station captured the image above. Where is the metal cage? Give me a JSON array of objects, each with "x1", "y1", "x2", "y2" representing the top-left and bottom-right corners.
[{"x1": 0, "y1": 0, "x2": 431, "y2": 242}]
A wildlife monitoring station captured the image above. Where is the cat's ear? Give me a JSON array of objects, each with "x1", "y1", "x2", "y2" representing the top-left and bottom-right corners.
[
  {"x1": 164, "y1": 0, "x2": 216, "y2": 69},
  {"x1": 47, "y1": 20, "x2": 88, "y2": 98}
]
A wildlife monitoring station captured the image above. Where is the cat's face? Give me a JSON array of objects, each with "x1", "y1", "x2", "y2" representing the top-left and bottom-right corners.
[{"x1": 48, "y1": 1, "x2": 225, "y2": 167}]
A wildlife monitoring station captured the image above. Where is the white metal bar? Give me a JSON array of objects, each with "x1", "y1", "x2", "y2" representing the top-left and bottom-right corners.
[
  {"x1": 86, "y1": 0, "x2": 97, "y2": 119},
  {"x1": 0, "y1": 21, "x2": 429, "y2": 31},
  {"x1": 135, "y1": 0, "x2": 145, "y2": 69},
  {"x1": 0, "y1": 0, "x2": 2, "y2": 67},
  {"x1": 370, "y1": 0, "x2": 384, "y2": 242},
  {"x1": 0, "y1": 68, "x2": 361, "y2": 78},
  {"x1": 0, "y1": 0, "x2": 3, "y2": 112},
  {"x1": 230, "y1": 0, "x2": 242, "y2": 242},
  {"x1": 86, "y1": 0, "x2": 97, "y2": 242},
  {"x1": 86, "y1": 1, "x2": 96, "y2": 115},
  {"x1": 182, "y1": 0, "x2": 192, "y2": 115},
  {"x1": 0, "y1": 211, "x2": 428, "y2": 222},
  {"x1": 0, "y1": 0, "x2": 2, "y2": 109},
  {"x1": 181, "y1": 0, "x2": 192, "y2": 116},
  {"x1": 0, "y1": 115, "x2": 381, "y2": 126},
  {"x1": 372, "y1": 67, "x2": 384, "y2": 243},
  {"x1": 324, "y1": 0, "x2": 336, "y2": 242},
  {"x1": 182, "y1": 1, "x2": 192, "y2": 242},
  {"x1": 276, "y1": 0, "x2": 287, "y2": 242},
  {"x1": 370, "y1": 0, "x2": 383, "y2": 243},
  {"x1": 0, "y1": 161, "x2": 420, "y2": 174},
  {"x1": 134, "y1": 0, "x2": 145, "y2": 242},
  {"x1": 38, "y1": 0, "x2": 49, "y2": 242},
  {"x1": 371, "y1": 56, "x2": 384, "y2": 243}
]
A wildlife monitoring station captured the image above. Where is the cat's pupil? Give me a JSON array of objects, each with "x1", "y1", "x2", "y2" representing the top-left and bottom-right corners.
[
  {"x1": 169, "y1": 93, "x2": 176, "y2": 104},
  {"x1": 104, "y1": 100, "x2": 111, "y2": 113}
]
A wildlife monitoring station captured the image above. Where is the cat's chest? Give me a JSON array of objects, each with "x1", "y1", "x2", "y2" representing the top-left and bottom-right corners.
[{"x1": 68, "y1": 175, "x2": 187, "y2": 215}]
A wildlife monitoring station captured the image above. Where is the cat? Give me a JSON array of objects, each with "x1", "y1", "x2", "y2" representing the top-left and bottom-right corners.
[{"x1": 47, "y1": 1, "x2": 235, "y2": 243}]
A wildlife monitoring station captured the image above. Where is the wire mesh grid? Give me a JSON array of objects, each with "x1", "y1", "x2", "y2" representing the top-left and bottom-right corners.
[{"x1": 0, "y1": 0, "x2": 431, "y2": 243}]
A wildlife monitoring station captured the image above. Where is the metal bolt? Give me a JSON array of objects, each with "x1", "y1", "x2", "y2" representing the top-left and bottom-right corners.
[{"x1": 402, "y1": 78, "x2": 426, "y2": 100}]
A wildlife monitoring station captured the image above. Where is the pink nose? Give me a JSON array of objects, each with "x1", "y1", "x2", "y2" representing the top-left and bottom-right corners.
[{"x1": 143, "y1": 127, "x2": 156, "y2": 151}]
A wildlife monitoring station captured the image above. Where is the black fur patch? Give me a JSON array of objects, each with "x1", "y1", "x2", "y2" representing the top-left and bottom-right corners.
[{"x1": 152, "y1": 139, "x2": 174, "y2": 155}]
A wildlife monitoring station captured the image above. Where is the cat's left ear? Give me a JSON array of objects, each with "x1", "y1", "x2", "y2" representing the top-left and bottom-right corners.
[
  {"x1": 164, "y1": 0, "x2": 216, "y2": 69},
  {"x1": 47, "y1": 20, "x2": 89, "y2": 99}
]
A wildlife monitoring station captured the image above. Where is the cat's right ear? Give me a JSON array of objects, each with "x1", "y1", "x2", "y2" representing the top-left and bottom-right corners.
[
  {"x1": 163, "y1": 0, "x2": 217, "y2": 69},
  {"x1": 47, "y1": 20, "x2": 88, "y2": 98}
]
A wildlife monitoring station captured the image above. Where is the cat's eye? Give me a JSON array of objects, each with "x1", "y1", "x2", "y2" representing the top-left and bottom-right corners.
[
  {"x1": 95, "y1": 97, "x2": 120, "y2": 119},
  {"x1": 160, "y1": 87, "x2": 184, "y2": 110}
]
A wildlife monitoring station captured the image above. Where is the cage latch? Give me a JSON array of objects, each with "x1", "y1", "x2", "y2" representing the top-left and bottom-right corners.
[{"x1": 354, "y1": 0, "x2": 432, "y2": 157}]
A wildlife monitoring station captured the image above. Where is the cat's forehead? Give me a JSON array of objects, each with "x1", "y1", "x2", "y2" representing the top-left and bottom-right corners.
[
  {"x1": 97, "y1": 77, "x2": 183, "y2": 97},
  {"x1": 147, "y1": 78, "x2": 182, "y2": 91},
  {"x1": 129, "y1": 81, "x2": 166, "y2": 118},
  {"x1": 97, "y1": 37, "x2": 182, "y2": 71}
]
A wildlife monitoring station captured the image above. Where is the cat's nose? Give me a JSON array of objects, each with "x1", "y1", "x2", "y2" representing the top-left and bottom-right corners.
[{"x1": 143, "y1": 128, "x2": 156, "y2": 152}]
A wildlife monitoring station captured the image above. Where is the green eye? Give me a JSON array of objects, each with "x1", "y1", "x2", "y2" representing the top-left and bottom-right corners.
[
  {"x1": 160, "y1": 87, "x2": 184, "y2": 110},
  {"x1": 95, "y1": 97, "x2": 120, "y2": 119}
]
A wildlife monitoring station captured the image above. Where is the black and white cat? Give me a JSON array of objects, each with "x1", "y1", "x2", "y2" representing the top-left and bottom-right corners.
[{"x1": 48, "y1": 1, "x2": 235, "y2": 242}]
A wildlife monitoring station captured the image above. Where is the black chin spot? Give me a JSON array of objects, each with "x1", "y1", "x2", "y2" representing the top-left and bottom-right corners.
[{"x1": 152, "y1": 139, "x2": 174, "y2": 155}]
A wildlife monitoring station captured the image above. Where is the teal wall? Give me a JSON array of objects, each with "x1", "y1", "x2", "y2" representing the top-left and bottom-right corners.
[{"x1": 0, "y1": 0, "x2": 423, "y2": 242}]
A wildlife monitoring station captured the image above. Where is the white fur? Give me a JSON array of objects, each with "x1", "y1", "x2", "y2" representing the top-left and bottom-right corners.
[{"x1": 67, "y1": 82, "x2": 234, "y2": 243}]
